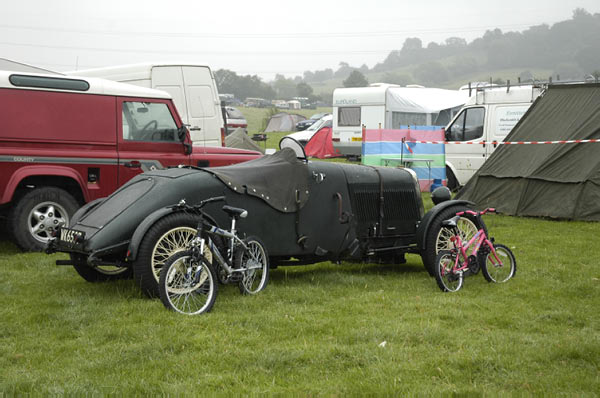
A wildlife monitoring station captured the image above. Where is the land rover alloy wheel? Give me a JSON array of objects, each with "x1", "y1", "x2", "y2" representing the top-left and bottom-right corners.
[{"x1": 9, "y1": 187, "x2": 79, "y2": 252}]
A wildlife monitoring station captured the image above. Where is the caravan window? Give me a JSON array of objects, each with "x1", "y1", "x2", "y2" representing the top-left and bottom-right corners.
[
  {"x1": 391, "y1": 112, "x2": 428, "y2": 128},
  {"x1": 447, "y1": 107, "x2": 485, "y2": 141},
  {"x1": 338, "y1": 107, "x2": 360, "y2": 126}
]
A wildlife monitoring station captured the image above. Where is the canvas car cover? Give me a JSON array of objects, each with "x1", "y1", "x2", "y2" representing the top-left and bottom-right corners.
[
  {"x1": 456, "y1": 83, "x2": 600, "y2": 221},
  {"x1": 207, "y1": 147, "x2": 310, "y2": 213},
  {"x1": 225, "y1": 128, "x2": 264, "y2": 154}
]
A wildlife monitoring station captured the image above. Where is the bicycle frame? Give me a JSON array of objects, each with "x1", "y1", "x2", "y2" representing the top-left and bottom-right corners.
[{"x1": 448, "y1": 226, "x2": 504, "y2": 275}]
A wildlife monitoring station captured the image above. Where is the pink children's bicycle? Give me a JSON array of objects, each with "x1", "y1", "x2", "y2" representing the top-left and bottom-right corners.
[{"x1": 434, "y1": 208, "x2": 516, "y2": 292}]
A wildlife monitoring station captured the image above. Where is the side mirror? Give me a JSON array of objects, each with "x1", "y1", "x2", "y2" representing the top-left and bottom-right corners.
[
  {"x1": 177, "y1": 126, "x2": 188, "y2": 141},
  {"x1": 183, "y1": 142, "x2": 193, "y2": 155}
]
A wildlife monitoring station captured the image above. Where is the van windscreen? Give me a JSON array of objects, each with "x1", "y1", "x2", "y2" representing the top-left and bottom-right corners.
[{"x1": 9, "y1": 75, "x2": 90, "y2": 91}]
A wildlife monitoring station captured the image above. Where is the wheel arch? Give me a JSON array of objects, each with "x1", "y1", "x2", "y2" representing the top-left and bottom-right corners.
[
  {"x1": 2, "y1": 166, "x2": 88, "y2": 205},
  {"x1": 126, "y1": 206, "x2": 175, "y2": 262},
  {"x1": 416, "y1": 199, "x2": 474, "y2": 251},
  {"x1": 126, "y1": 207, "x2": 219, "y2": 262}
]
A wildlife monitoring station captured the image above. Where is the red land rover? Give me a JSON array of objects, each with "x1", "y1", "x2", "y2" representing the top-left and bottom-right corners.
[{"x1": 0, "y1": 71, "x2": 261, "y2": 251}]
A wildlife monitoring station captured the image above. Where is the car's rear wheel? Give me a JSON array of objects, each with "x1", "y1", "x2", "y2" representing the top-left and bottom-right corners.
[
  {"x1": 133, "y1": 213, "x2": 211, "y2": 297},
  {"x1": 9, "y1": 187, "x2": 80, "y2": 251},
  {"x1": 71, "y1": 253, "x2": 132, "y2": 282}
]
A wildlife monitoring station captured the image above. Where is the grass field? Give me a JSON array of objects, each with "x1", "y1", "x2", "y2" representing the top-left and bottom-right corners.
[{"x1": 1, "y1": 194, "x2": 598, "y2": 395}]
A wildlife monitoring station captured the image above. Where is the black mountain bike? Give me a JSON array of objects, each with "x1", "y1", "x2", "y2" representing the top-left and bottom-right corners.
[{"x1": 159, "y1": 196, "x2": 269, "y2": 315}]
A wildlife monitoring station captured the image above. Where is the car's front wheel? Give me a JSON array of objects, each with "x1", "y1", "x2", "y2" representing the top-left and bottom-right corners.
[{"x1": 421, "y1": 205, "x2": 481, "y2": 277}]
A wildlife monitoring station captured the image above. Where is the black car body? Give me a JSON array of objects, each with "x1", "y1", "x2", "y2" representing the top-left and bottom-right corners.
[
  {"x1": 48, "y1": 141, "x2": 477, "y2": 296},
  {"x1": 295, "y1": 113, "x2": 329, "y2": 131}
]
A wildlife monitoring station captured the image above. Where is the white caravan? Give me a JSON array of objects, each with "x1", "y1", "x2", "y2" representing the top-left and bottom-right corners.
[
  {"x1": 70, "y1": 63, "x2": 225, "y2": 147},
  {"x1": 444, "y1": 85, "x2": 543, "y2": 189},
  {"x1": 332, "y1": 84, "x2": 468, "y2": 156}
]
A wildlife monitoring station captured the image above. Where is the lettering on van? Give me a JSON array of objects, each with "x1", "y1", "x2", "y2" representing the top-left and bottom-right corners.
[
  {"x1": 334, "y1": 99, "x2": 358, "y2": 105},
  {"x1": 495, "y1": 107, "x2": 527, "y2": 136},
  {"x1": 13, "y1": 156, "x2": 35, "y2": 162}
]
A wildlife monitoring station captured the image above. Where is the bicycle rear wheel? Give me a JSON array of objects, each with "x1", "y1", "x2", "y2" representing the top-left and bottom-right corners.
[
  {"x1": 434, "y1": 250, "x2": 463, "y2": 292},
  {"x1": 159, "y1": 250, "x2": 218, "y2": 315},
  {"x1": 236, "y1": 236, "x2": 269, "y2": 295},
  {"x1": 480, "y1": 243, "x2": 516, "y2": 283}
]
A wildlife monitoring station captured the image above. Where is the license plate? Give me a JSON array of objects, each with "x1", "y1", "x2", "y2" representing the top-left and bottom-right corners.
[
  {"x1": 58, "y1": 227, "x2": 85, "y2": 247},
  {"x1": 351, "y1": 137, "x2": 362, "y2": 142}
]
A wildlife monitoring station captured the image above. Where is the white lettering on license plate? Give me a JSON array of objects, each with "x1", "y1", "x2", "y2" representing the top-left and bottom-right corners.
[{"x1": 60, "y1": 228, "x2": 82, "y2": 244}]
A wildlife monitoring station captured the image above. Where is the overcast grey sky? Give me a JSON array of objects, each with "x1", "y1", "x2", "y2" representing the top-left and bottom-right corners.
[{"x1": 1, "y1": 0, "x2": 599, "y2": 80}]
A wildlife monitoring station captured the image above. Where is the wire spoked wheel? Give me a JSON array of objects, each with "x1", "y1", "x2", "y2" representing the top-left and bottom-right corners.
[
  {"x1": 480, "y1": 243, "x2": 516, "y2": 283},
  {"x1": 434, "y1": 250, "x2": 464, "y2": 292},
  {"x1": 152, "y1": 226, "x2": 213, "y2": 283},
  {"x1": 436, "y1": 217, "x2": 478, "y2": 254},
  {"x1": 236, "y1": 236, "x2": 269, "y2": 295},
  {"x1": 159, "y1": 250, "x2": 217, "y2": 315}
]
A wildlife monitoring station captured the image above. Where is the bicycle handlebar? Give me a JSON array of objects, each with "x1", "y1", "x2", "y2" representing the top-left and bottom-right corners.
[
  {"x1": 173, "y1": 196, "x2": 226, "y2": 211},
  {"x1": 198, "y1": 196, "x2": 226, "y2": 207},
  {"x1": 456, "y1": 208, "x2": 496, "y2": 217}
]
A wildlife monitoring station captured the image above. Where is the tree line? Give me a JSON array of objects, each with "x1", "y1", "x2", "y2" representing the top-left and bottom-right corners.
[{"x1": 216, "y1": 9, "x2": 600, "y2": 101}]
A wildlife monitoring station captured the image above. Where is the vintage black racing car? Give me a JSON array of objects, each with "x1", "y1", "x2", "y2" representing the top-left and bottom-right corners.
[{"x1": 47, "y1": 138, "x2": 481, "y2": 296}]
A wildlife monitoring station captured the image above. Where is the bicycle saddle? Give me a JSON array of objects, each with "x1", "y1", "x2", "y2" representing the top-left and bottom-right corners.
[
  {"x1": 222, "y1": 205, "x2": 248, "y2": 219},
  {"x1": 441, "y1": 215, "x2": 461, "y2": 228}
]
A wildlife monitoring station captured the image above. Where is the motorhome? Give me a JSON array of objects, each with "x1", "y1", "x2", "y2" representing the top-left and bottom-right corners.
[
  {"x1": 444, "y1": 85, "x2": 543, "y2": 189},
  {"x1": 69, "y1": 63, "x2": 225, "y2": 147},
  {"x1": 332, "y1": 84, "x2": 467, "y2": 156}
]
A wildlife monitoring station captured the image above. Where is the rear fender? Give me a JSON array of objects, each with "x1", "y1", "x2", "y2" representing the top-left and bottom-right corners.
[
  {"x1": 71, "y1": 197, "x2": 106, "y2": 226},
  {"x1": 416, "y1": 200, "x2": 474, "y2": 251},
  {"x1": 126, "y1": 206, "x2": 176, "y2": 262},
  {"x1": 1, "y1": 165, "x2": 88, "y2": 204}
]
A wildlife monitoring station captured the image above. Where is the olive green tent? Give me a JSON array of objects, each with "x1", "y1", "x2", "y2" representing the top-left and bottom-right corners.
[
  {"x1": 225, "y1": 128, "x2": 264, "y2": 154},
  {"x1": 456, "y1": 83, "x2": 600, "y2": 221}
]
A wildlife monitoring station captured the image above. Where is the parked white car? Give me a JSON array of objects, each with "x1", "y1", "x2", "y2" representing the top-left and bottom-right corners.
[{"x1": 286, "y1": 114, "x2": 332, "y2": 146}]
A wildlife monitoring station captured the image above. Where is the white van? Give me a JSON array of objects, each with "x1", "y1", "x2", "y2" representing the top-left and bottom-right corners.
[
  {"x1": 444, "y1": 85, "x2": 543, "y2": 189},
  {"x1": 70, "y1": 63, "x2": 225, "y2": 147},
  {"x1": 332, "y1": 84, "x2": 467, "y2": 156}
]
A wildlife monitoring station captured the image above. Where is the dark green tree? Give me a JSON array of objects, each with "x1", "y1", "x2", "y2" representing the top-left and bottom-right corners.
[
  {"x1": 296, "y1": 82, "x2": 313, "y2": 98},
  {"x1": 343, "y1": 70, "x2": 369, "y2": 87}
]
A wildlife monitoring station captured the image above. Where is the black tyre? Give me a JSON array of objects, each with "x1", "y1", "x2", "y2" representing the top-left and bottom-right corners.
[
  {"x1": 434, "y1": 250, "x2": 463, "y2": 292},
  {"x1": 236, "y1": 236, "x2": 269, "y2": 295},
  {"x1": 159, "y1": 250, "x2": 218, "y2": 315},
  {"x1": 446, "y1": 167, "x2": 459, "y2": 192},
  {"x1": 133, "y1": 212, "x2": 201, "y2": 297},
  {"x1": 70, "y1": 253, "x2": 132, "y2": 282},
  {"x1": 9, "y1": 187, "x2": 80, "y2": 251},
  {"x1": 480, "y1": 243, "x2": 516, "y2": 283},
  {"x1": 421, "y1": 205, "x2": 481, "y2": 277}
]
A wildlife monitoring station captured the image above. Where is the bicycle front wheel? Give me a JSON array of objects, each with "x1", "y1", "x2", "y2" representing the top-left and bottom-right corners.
[
  {"x1": 481, "y1": 243, "x2": 516, "y2": 283},
  {"x1": 159, "y1": 250, "x2": 218, "y2": 315},
  {"x1": 236, "y1": 236, "x2": 269, "y2": 295},
  {"x1": 434, "y1": 250, "x2": 463, "y2": 292}
]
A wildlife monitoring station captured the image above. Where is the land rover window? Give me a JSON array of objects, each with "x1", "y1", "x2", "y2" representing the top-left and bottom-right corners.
[
  {"x1": 122, "y1": 102, "x2": 178, "y2": 142},
  {"x1": 338, "y1": 107, "x2": 361, "y2": 127},
  {"x1": 447, "y1": 107, "x2": 485, "y2": 141}
]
